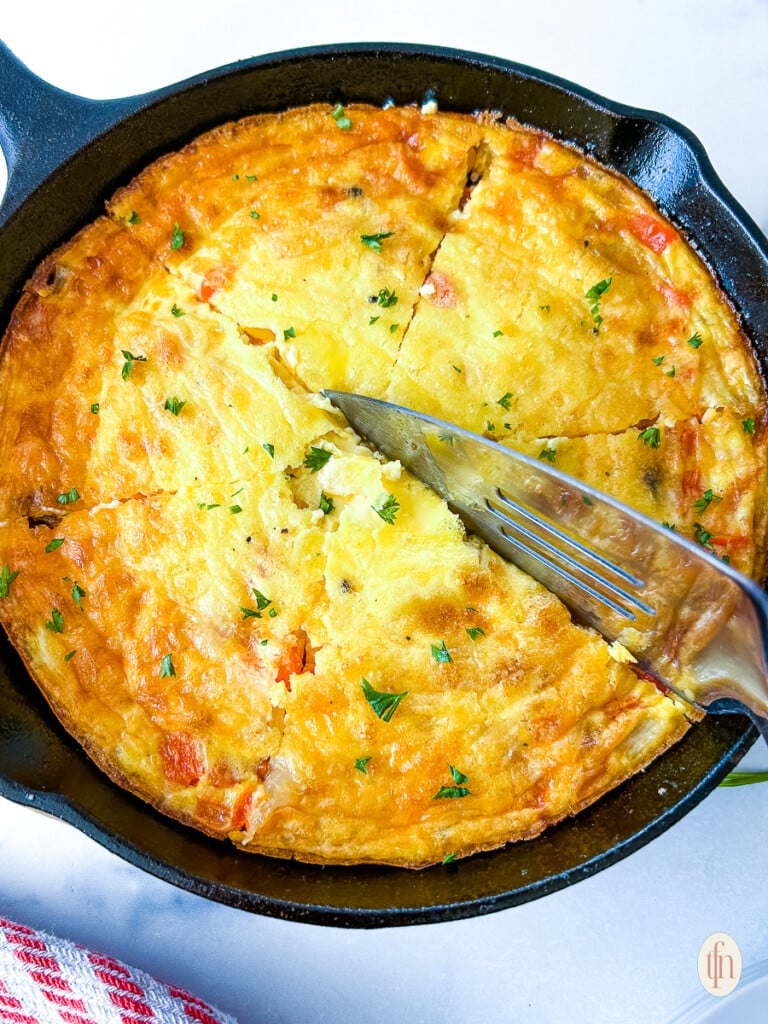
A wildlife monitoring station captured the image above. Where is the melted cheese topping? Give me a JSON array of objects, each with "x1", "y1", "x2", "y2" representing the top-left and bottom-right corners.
[{"x1": 0, "y1": 103, "x2": 764, "y2": 866}]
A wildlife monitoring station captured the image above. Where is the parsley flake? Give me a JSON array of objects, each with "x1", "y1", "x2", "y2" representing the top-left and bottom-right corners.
[
  {"x1": 360, "y1": 231, "x2": 394, "y2": 253},
  {"x1": 493, "y1": 329, "x2": 504, "y2": 338},
  {"x1": 0, "y1": 564, "x2": 19, "y2": 598},
  {"x1": 283, "y1": 326, "x2": 296, "y2": 340},
  {"x1": 652, "y1": 355, "x2": 665, "y2": 366},
  {"x1": 263, "y1": 442, "x2": 275, "y2": 459},
  {"x1": 90, "y1": 403, "x2": 100, "y2": 414},
  {"x1": 538, "y1": 448, "x2": 556, "y2": 463},
  {"x1": 245, "y1": 174, "x2": 257, "y2": 182},
  {"x1": 361, "y1": 677, "x2": 408, "y2": 722},
  {"x1": 743, "y1": 418, "x2": 756, "y2": 435},
  {"x1": 228, "y1": 504, "x2": 243, "y2": 515},
  {"x1": 64, "y1": 649, "x2": 77, "y2": 662},
  {"x1": 271, "y1": 293, "x2": 278, "y2": 302},
  {"x1": 71, "y1": 582, "x2": 86, "y2": 609},
  {"x1": 585, "y1": 277, "x2": 612, "y2": 331},
  {"x1": 389, "y1": 323, "x2": 400, "y2": 333},
  {"x1": 319, "y1": 492, "x2": 335, "y2": 515},
  {"x1": 692, "y1": 489, "x2": 722, "y2": 514},
  {"x1": 497, "y1": 392, "x2": 513, "y2": 410},
  {"x1": 160, "y1": 654, "x2": 176, "y2": 678},
  {"x1": 466, "y1": 626, "x2": 485, "y2": 641},
  {"x1": 128, "y1": 211, "x2": 141, "y2": 225},
  {"x1": 355, "y1": 756, "x2": 372, "y2": 774},
  {"x1": 693, "y1": 522, "x2": 715, "y2": 550},
  {"x1": 45, "y1": 538, "x2": 64, "y2": 553},
  {"x1": 432, "y1": 765, "x2": 470, "y2": 800},
  {"x1": 57, "y1": 487, "x2": 80, "y2": 505},
  {"x1": 376, "y1": 288, "x2": 398, "y2": 308},
  {"x1": 687, "y1": 332, "x2": 703, "y2": 349},
  {"x1": 638, "y1": 426, "x2": 661, "y2": 448},
  {"x1": 373, "y1": 493, "x2": 399, "y2": 525},
  {"x1": 45, "y1": 607, "x2": 64, "y2": 633},
  {"x1": 666, "y1": 366, "x2": 676, "y2": 378},
  {"x1": 431, "y1": 640, "x2": 452, "y2": 663},
  {"x1": 164, "y1": 396, "x2": 187, "y2": 416},
  {"x1": 662, "y1": 521, "x2": 677, "y2": 531},
  {"x1": 170, "y1": 223, "x2": 185, "y2": 251},
  {"x1": 121, "y1": 350, "x2": 147, "y2": 380},
  {"x1": 369, "y1": 315, "x2": 380, "y2": 326},
  {"x1": 250, "y1": 210, "x2": 260, "y2": 220},
  {"x1": 442, "y1": 852, "x2": 457, "y2": 864},
  {"x1": 304, "y1": 446, "x2": 332, "y2": 473},
  {"x1": 171, "y1": 303, "x2": 185, "y2": 317},
  {"x1": 331, "y1": 103, "x2": 352, "y2": 130}
]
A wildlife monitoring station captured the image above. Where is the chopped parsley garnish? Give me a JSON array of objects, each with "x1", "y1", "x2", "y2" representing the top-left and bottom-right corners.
[
  {"x1": 64, "y1": 650, "x2": 77, "y2": 662},
  {"x1": 128, "y1": 211, "x2": 141, "y2": 225},
  {"x1": 319, "y1": 492, "x2": 335, "y2": 515},
  {"x1": 369, "y1": 316, "x2": 380, "y2": 326},
  {"x1": 228, "y1": 504, "x2": 242, "y2": 515},
  {"x1": 538, "y1": 448, "x2": 556, "y2": 463},
  {"x1": 692, "y1": 489, "x2": 722, "y2": 514},
  {"x1": 121, "y1": 350, "x2": 147, "y2": 380},
  {"x1": 304, "y1": 446, "x2": 332, "y2": 473},
  {"x1": 496, "y1": 392, "x2": 513, "y2": 410},
  {"x1": 431, "y1": 640, "x2": 452, "y2": 663},
  {"x1": 232, "y1": 174, "x2": 239, "y2": 181},
  {"x1": 693, "y1": 522, "x2": 715, "y2": 550},
  {"x1": 687, "y1": 332, "x2": 703, "y2": 349},
  {"x1": 159, "y1": 654, "x2": 176, "y2": 678},
  {"x1": 90, "y1": 403, "x2": 100, "y2": 414},
  {"x1": 45, "y1": 538, "x2": 64, "y2": 553},
  {"x1": 451, "y1": 364, "x2": 462, "y2": 373},
  {"x1": 164, "y1": 396, "x2": 187, "y2": 416},
  {"x1": 439, "y1": 430, "x2": 457, "y2": 446},
  {"x1": 442, "y1": 852, "x2": 457, "y2": 864},
  {"x1": 373, "y1": 493, "x2": 399, "y2": 525},
  {"x1": 263, "y1": 442, "x2": 275, "y2": 459},
  {"x1": 360, "y1": 677, "x2": 408, "y2": 722},
  {"x1": 376, "y1": 288, "x2": 398, "y2": 308},
  {"x1": 250, "y1": 210, "x2": 260, "y2": 220},
  {"x1": 743, "y1": 418, "x2": 756, "y2": 435},
  {"x1": 389, "y1": 323, "x2": 400, "y2": 333},
  {"x1": 331, "y1": 103, "x2": 352, "y2": 131},
  {"x1": 171, "y1": 303, "x2": 185, "y2": 317},
  {"x1": 466, "y1": 626, "x2": 485, "y2": 641},
  {"x1": 57, "y1": 487, "x2": 80, "y2": 505},
  {"x1": 652, "y1": 355, "x2": 665, "y2": 366},
  {"x1": 432, "y1": 765, "x2": 470, "y2": 800},
  {"x1": 666, "y1": 366, "x2": 676, "y2": 378},
  {"x1": 662, "y1": 520, "x2": 677, "y2": 531},
  {"x1": 240, "y1": 589, "x2": 276, "y2": 620},
  {"x1": 355, "y1": 756, "x2": 372, "y2": 774},
  {"x1": 493, "y1": 329, "x2": 504, "y2": 338},
  {"x1": 245, "y1": 174, "x2": 257, "y2": 182},
  {"x1": 45, "y1": 608, "x2": 64, "y2": 633},
  {"x1": 582, "y1": 495, "x2": 594, "y2": 506},
  {"x1": 539, "y1": 305, "x2": 550, "y2": 313},
  {"x1": 170, "y1": 223, "x2": 185, "y2": 250},
  {"x1": 283, "y1": 326, "x2": 296, "y2": 340},
  {"x1": 638, "y1": 426, "x2": 661, "y2": 448},
  {"x1": 0, "y1": 564, "x2": 19, "y2": 598},
  {"x1": 71, "y1": 582, "x2": 86, "y2": 609},
  {"x1": 486, "y1": 422, "x2": 496, "y2": 433},
  {"x1": 271, "y1": 293, "x2": 278, "y2": 302},
  {"x1": 585, "y1": 277, "x2": 612, "y2": 331},
  {"x1": 360, "y1": 231, "x2": 394, "y2": 253}
]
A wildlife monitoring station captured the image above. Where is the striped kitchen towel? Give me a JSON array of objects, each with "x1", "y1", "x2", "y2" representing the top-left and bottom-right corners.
[{"x1": 0, "y1": 916, "x2": 237, "y2": 1023}]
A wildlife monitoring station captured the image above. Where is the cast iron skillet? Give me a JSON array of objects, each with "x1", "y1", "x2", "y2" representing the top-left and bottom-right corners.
[{"x1": 0, "y1": 41, "x2": 766, "y2": 928}]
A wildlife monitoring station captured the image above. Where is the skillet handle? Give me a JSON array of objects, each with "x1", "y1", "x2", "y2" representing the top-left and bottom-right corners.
[{"x1": 0, "y1": 40, "x2": 143, "y2": 228}]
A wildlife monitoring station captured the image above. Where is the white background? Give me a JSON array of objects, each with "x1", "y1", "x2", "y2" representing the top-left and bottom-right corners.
[{"x1": 1, "y1": 2, "x2": 767, "y2": 1022}]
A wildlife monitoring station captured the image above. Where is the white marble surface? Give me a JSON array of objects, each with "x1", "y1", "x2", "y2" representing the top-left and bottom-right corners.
[{"x1": 1, "y1": 2, "x2": 767, "y2": 1022}]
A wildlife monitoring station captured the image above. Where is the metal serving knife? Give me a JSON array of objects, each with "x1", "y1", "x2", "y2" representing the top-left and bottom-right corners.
[{"x1": 324, "y1": 390, "x2": 768, "y2": 741}]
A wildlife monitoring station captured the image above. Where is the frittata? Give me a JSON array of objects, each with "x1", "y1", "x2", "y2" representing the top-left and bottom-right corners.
[{"x1": 0, "y1": 103, "x2": 764, "y2": 866}]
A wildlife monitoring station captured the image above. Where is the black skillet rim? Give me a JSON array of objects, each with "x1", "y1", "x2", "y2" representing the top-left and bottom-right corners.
[{"x1": 0, "y1": 41, "x2": 763, "y2": 928}]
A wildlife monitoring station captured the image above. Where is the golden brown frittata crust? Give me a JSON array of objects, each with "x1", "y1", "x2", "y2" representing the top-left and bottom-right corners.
[{"x1": 0, "y1": 103, "x2": 765, "y2": 866}]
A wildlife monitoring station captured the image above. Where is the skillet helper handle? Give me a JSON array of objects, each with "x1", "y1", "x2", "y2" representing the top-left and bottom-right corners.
[{"x1": 0, "y1": 40, "x2": 141, "y2": 229}]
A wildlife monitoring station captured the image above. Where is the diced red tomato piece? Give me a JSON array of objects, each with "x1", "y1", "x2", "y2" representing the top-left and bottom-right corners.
[
  {"x1": 160, "y1": 731, "x2": 205, "y2": 786},
  {"x1": 628, "y1": 212, "x2": 678, "y2": 254},
  {"x1": 276, "y1": 642, "x2": 305, "y2": 689},
  {"x1": 711, "y1": 534, "x2": 751, "y2": 551},
  {"x1": 231, "y1": 785, "x2": 259, "y2": 831},
  {"x1": 198, "y1": 266, "x2": 229, "y2": 303}
]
